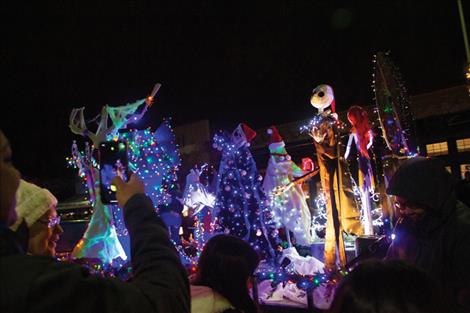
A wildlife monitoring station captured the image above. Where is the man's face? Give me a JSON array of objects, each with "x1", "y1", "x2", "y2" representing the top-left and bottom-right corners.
[{"x1": 394, "y1": 196, "x2": 426, "y2": 222}]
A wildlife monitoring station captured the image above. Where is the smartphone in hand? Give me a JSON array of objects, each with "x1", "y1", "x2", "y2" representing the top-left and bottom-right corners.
[{"x1": 99, "y1": 141, "x2": 129, "y2": 204}]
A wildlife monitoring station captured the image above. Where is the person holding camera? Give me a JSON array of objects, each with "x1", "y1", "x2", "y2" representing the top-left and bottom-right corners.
[{"x1": 0, "y1": 129, "x2": 189, "y2": 313}]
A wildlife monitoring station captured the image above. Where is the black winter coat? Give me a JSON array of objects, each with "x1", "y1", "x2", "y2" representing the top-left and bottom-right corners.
[
  {"x1": 0, "y1": 194, "x2": 190, "y2": 313},
  {"x1": 386, "y1": 157, "x2": 470, "y2": 312}
]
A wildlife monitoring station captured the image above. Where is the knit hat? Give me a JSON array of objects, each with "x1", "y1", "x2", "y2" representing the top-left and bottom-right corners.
[
  {"x1": 386, "y1": 157, "x2": 455, "y2": 212},
  {"x1": 10, "y1": 180, "x2": 58, "y2": 231}
]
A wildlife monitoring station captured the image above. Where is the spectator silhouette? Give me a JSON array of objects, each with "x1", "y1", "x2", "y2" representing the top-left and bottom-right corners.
[
  {"x1": 386, "y1": 157, "x2": 470, "y2": 312},
  {"x1": 329, "y1": 259, "x2": 445, "y2": 313},
  {"x1": 191, "y1": 234, "x2": 260, "y2": 313}
]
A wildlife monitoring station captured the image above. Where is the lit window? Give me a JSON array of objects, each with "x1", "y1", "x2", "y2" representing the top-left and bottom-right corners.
[
  {"x1": 426, "y1": 142, "x2": 448, "y2": 156},
  {"x1": 460, "y1": 164, "x2": 470, "y2": 179},
  {"x1": 445, "y1": 166, "x2": 452, "y2": 174},
  {"x1": 456, "y1": 138, "x2": 470, "y2": 153}
]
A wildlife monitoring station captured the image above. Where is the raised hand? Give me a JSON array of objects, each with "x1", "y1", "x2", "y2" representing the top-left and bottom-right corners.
[
  {"x1": 311, "y1": 127, "x2": 327, "y2": 143},
  {"x1": 111, "y1": 174, "x2": 145, "y2": 208}
]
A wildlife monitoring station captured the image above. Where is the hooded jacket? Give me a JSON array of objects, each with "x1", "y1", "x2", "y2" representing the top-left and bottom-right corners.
[{"x1": 386, "y1": 157, "x2": 470, "y2": 312}]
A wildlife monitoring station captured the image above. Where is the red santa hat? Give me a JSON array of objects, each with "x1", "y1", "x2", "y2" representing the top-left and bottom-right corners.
[
  {"x1": 231, "y1": 123, "x2": 257, "y2": 146},
  {"x1": 239, "y1": 123, "x2": 257, "y2": 143},
  {"x1": 267, "y1": 126, "x2": 287, "y2": 151}
]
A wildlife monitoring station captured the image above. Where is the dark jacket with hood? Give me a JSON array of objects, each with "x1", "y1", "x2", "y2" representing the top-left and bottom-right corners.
[
  {"x1": 386, "y1": 157, "x2": 470, "y2": 312},
  {"x1": 0, "y1": 194, "x2": 190, "y2": 313}
]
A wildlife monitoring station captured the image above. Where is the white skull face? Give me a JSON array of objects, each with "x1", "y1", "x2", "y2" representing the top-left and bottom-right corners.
[{"x1": 310, "y1": 84, "x2": 334, "y2": 111}]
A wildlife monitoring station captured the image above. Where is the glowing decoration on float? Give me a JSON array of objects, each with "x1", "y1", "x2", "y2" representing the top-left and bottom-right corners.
[
  {"x1": 372, "y1": 52, "x2": 417, "y2": 232},
  {"x1": 213, "y1": 124, "x2": 277, "y2": 260},
  {"x1": 117, "y1": 120, "x2": 181, "y2": 208},
  {"x1": 303, "y1": 84, "x2": 362, "y2": 270},
  {"x1": 344, "y1": 105, "x2": 375, "y2": 235},
  {"x1": 67, "y1": 83, "x2": 163, "y2": 264},
  {"x1": 373, "y1": 52, "x2": 416, "y2": 156},
  {"x1": 263, "y1": 126, "x2": 316, "y2": 247}
]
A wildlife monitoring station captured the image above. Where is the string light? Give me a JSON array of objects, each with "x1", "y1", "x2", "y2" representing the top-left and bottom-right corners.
[
  {"x1": 213, "y1": 130, "x2": 278, "y2": 260},
  {"x1": 312, "y1": 193, "x2": 327, "y2": 235},
  {"x1": 117, "y1": 120, "x2": 181, "y2": 208},
  {"x1": 255, "y1": 263, "x2": 347, "y2": 291},
  {"x1": 372, "y1": 51, "x2": 416, "y2": 156}
]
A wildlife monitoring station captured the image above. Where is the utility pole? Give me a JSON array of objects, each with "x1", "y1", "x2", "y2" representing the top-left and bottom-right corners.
[{"x1": 457, "y1": 0, "x2": 470, "y2": 88}]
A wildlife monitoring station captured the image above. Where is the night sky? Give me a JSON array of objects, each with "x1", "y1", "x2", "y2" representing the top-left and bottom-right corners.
[{"x1": 2, "y1": 1, "x2": 468, "y2": 187}]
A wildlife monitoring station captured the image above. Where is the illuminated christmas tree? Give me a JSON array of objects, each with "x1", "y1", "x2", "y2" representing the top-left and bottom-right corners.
[
  {"x1": 119, "y1": 119, "x2": 181, "y2": 208},
  {"x1": 213, "y1": 124, "x2": 276, "y2": 260}
]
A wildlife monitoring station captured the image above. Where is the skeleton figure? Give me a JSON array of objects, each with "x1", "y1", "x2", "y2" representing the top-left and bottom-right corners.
[{"x1": 308, "y1": 84, "x2": 362, "y2": 270}]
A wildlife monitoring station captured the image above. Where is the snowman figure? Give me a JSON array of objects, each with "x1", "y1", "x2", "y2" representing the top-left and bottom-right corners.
[{"x1": 262, "y1": 126, "x2": 315, "y2": 247}]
